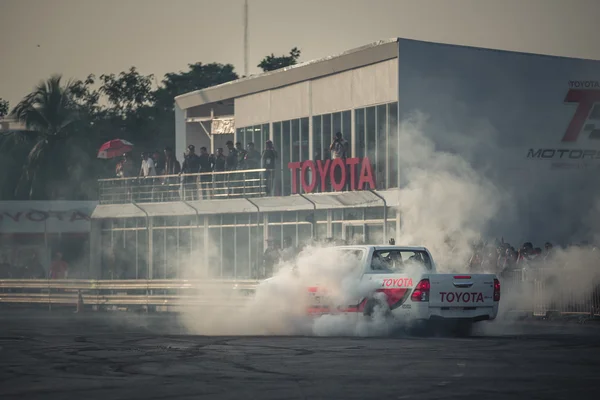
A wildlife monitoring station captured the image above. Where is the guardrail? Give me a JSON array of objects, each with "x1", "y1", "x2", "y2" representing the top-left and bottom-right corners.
[
  {"x1": 99, "y1": 169, "x2": 272, "y2": 205},
  {"x1": 500, "y1": 267, "x2": 600, "y2": 319},
  {"x1": 1, "y1": 270, "x2": 599, "y2": 318},
  {"x1": 0, "y1": 279, "x2": 260, "y2": 309}
]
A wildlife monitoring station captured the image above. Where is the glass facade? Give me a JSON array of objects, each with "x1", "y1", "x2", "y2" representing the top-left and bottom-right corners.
[
  {"x1": 235, "y1": 124, "x2": 269, "y2": 155},
  {"x1": 235, "y1": 102, "x2": 398, "y2": 193},
  {"x1": 355, "y1": 102, "x2": 398, "y2": 189},
  {"x1": 312, "y1": 110, "x2": 352, "y2": 160},
  {"x1": 272, "y1": 118, "x2": 309, "y2": 196},
  {"x1": 100, "y1": 207, "x2": 393, "y2": 280}
]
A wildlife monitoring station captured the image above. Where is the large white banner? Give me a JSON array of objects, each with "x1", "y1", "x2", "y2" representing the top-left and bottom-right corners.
[
  {"x1": 398, "y1": 39, "x2": 600, "y2": 243},
  {"x1": 0, "y1": 201, "x2": 97, "y2": 234}
]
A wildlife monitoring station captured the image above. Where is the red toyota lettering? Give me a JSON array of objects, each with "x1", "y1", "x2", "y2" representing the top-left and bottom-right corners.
[
  {"x1": 300, "y1": 160, "x2": 317, "y2": 193},
  {"x1": 288, "y1": 161, "x2": 302, "y2": 194}
]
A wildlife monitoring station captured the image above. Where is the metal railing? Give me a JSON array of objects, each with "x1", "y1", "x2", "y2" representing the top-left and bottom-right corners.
[
  {"x1": 0, "y1": 279, "x2": 259, "y2": 309},
  {"x1": 500, "y1": 267, "x2": 600, "y2": 319},
  {"x1": 2, "y1": 268, "x2": 599, "y2": 318},
  {"x1": 99, "y1": 169, "x2": 273, "y2": 204}
]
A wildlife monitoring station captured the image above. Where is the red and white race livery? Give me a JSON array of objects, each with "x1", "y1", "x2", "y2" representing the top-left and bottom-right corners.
[{"x1": 300, "y1": 245, "x2": 500, "y2": 331}]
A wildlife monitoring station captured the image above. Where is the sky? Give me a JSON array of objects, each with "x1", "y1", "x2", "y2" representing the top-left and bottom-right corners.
[{"x1": 1, "y1": 0, "x2": 600, "y2": 107}]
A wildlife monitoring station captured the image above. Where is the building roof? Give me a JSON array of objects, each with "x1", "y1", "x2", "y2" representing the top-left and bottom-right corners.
[{"x1": 175, "y1": 38, "x2": 399, "y2": 110}]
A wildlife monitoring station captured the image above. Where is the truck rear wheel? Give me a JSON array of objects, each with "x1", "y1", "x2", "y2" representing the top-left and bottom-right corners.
[{"x1": 363, "y1": 298, "x2": 391, "y2": 318}]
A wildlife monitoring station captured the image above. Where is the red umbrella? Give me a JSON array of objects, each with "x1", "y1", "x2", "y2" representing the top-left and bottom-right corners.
[{"x1": 97, "y1": 139, "x2": 134, "y2": 159}]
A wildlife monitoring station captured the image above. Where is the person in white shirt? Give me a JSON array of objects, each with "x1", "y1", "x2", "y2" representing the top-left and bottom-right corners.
[
  {"x1": 139, "y1": 152, "x2": 157, "y2": 177},
  {"x1": 138, "y1": 152, "x2": 157, "y2": 202}
]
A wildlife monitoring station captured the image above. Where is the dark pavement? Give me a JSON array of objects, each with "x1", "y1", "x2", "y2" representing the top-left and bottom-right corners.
[{"x1": 0, "y1": 310, "x2": 599, "y2": 400}]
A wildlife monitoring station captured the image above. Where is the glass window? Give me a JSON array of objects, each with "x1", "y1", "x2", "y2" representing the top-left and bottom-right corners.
[
  {"x1": 342, "y1": 111, "x2": 351, "y2": 157},
  {"x1": 272, "y1": 122, "x2": 282, "y2": 195},
  {"x1": 222, "y1": 227, "x2": 235, "y2": 277},
  {"x1": 291, "y1": 119, "x2": 300, "y2": 162},
  {"x1": 316, "y1": 222, "x2": 327, "y2": 241},
  {"x1": 366, "y1": 106, "x2": 376, "y2": 159},
  {"x1": 332, "y1": 112, "x2": 342, "y2": 143},
  {"x1": 322, "y1": 114, "x2": 331, "y2": 159},
  {"x1": 355, "y1": 108, "x2": 365, "y2": 158},
  {"x1": 261, "y1": 124, "x2": 269, "y2": 154},
  {"x1": 249, "y1": 224, "x2": 264, "y2": 279},
  {"x1": 236, "y1": 128, "x2": 244, "y2": 145},
  {"x1": 282, "y1": 211, "x2": 297, "y2": 223},
  {"x1": 365, "y1": 224, "x2": 384, "y2": 245},
  {"x1": 298, "y1": 224, "x2": 312, "y2": 247},
  {"x1": 300, "y1": 117, "x2": 309, "y2": 161},
  {"x1": 283, "y1": 225, "x2": 297, "y2": 247},
  {"x1": 332, "y1": 223, "x2": 343, "y2": 240},
  {"x1": 268, "y1": 225, "x2": 282, "y2": 248},
  {"x1": 236, "y1": 214, "x2": 249, "y2": 225},
  {"x1": 235, "y1": 226, "x2": 250, "y2": 278},
  {"x1": 222, "y1": 213, "x2": 235, "y2": 225},
  {"x1": 281, "y1": 120, "x2": 291, "y2": 196},
  {"x1": 333, "y1": 209, "x2": 344, "y2": 221},
  {"x1": 313, "y1": 115, "x2": 322, "y2": 160},
  {"x1": 376, "y1": 104, "x2": 387, "y2": 189},
  {"x1": 388, "y1": 102, "x2": 398, "y2": 188},
  {"x1": 365, "y1": 207, "x2": 384, "y2": 220},
  {"x1": 208, "y1": 228, "x2": 222, "y2": 277},
  {"x1": 269, "y1": 212, "x2": 281, "y2": 224}
]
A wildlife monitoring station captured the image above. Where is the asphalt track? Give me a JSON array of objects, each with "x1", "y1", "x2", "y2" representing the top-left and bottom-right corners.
[{"x1": 1, "y1": 310, "x2": 599, "y2": 400}]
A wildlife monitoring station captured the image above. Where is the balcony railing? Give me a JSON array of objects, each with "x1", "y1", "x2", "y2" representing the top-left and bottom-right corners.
[{"x1": 99, "y1": 169, "x2": 271, "y2": 205}]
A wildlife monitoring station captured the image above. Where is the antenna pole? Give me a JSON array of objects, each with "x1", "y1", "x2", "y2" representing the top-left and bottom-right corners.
[{"x1": 244, "y1": 0, "x2": 249, "y2": 77}]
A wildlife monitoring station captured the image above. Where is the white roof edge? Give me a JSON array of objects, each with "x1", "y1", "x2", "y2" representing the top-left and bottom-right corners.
[{"x1": 175, "y1": 38, "x2": 399, "y2": 110}]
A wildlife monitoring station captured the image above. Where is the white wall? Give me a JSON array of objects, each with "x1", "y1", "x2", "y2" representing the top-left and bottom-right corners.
[{"x1": 234, "y1": 58, "x2": 398, "y2": 127}]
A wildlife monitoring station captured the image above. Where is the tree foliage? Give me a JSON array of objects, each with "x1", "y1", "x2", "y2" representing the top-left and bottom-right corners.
[
  {"x1": 0, "y1": 47, "x2": 291, "y2": 200},
  {"x1": 3, "y1": 75, "x2": 82, "y2": 199},
  {"x1": 258, "y1": 47, "x2": 301, "y2": 72},
  {"x1": 0, "y1": 98, "x2": 8, "y2": 118}
]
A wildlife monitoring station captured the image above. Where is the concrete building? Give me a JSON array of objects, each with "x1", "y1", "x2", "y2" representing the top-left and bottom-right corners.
[{"x1": 91, "y1": 37, "x2": 600, "y2": 280}]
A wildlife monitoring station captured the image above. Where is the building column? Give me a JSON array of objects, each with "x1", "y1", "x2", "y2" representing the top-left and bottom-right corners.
[{"x1": 175, "y1": 104, "x2": 186, "y2": 161}]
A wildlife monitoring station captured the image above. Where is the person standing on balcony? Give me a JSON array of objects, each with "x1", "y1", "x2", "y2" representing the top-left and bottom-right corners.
[
  {"x1": 198, "y1": 146, "x2": 214, "y2": 199},
  {"x1": 163, "y1": 147, "x2": 181, "y2": 201},
  {"x1": 329, "y1": 132, "x2": 348, "y2": 191},
  {"x1": 226, "y1": 141, "x2": 239, "y2": 195},
  {"x1": 245, "y1": 142, "x2": 261, "y2": 193},
  {"x1": 213, "y1": 148, "x2": 226, "y2": 197},
  {"x1": 181, "y1": 145, "x2": 201, "y2": 200},
  {"x1": 262, "y1": 140, "x2": 277, "y2": 196},
  {"x1": 245, "y1": 142, "x2": 261, "y2": 169},
  {"x1": 139, "y1": 152, "x2": 157, "y2": 202},
  {"x1": 235, "y1": 142, "x2": 247, "y2": 170}
]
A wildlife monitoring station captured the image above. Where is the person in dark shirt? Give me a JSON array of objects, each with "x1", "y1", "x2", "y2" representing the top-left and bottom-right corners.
[
  {"x1": 181, "y1": 145, "x2": 201, "y2": 200},
  {"x1": 225, "y1": 141, "x2": 238, "y2": 171},
  {"x1": 213, "y1": 148, "x2": 227, "y2": 196},
  {"x1": 225, "y1": 141, "x2": 239, "y2": 195},
  {"x1": 162, "y1": 147, "x2": 181, "y2": 201},
  {"x1": 262, "y1": 140, "x2": 278, "y2": 195},
  {"x1": 245, "y1": 142, "x2": 261, "y2": 169},
  {"x1": 198, "y1": 146, "x2": 214, "y2": 199},
  {"x1": 235, "y1": 142, "x2": 247, "y2": 170},
  {"x1": 244, "y1": 142, "x2": 262, "y2": 194}
]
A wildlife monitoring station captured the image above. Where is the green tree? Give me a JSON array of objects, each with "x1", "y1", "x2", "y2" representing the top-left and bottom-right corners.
[
  {"x1": 99, "y1": 67, "x2": 154, "y2": 117},
  {"x1": 153, "y1": 62, "x2": 238, "y2": 111},
  {"x1": 4, "y1": 75, "x2": 81, "y2": 199},
  {"x1": 258, "y1": 47, "x2": 301, "y2": 72},
  {"x1": 0, "y1": 98, "x2": 8, "y2": 118}
]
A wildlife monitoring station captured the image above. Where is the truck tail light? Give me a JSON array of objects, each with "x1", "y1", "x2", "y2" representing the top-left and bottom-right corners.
[
  {"x1": 410, "y1": 279, "x2": 430, "y2": 302},
  {"x1": 493, "y1": 278, "x2": 501, "y2": 302}
]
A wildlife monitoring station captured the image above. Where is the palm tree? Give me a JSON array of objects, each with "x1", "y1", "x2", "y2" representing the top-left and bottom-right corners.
[{"x1": 2, "y1": 75, "x2": 79, "y2": 199}]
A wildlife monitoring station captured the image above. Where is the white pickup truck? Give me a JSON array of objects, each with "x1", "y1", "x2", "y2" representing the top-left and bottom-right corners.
[{"x1": 300, "y1": 245, "x2": 500, "y2": 335}]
